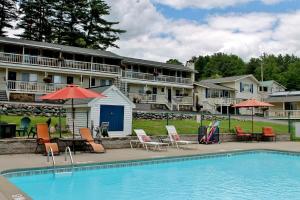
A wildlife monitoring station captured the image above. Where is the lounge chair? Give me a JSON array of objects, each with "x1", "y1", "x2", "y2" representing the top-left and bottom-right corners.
[
  {"x1": 35, "y1": 123, "x2": 59, "y2": 155},
  {"x1": 134, "y1": 129, "x2": 168, "y2": 151},
  {"x1": 16, "y1": 117, "x2": 31, "y2": 136},
  {"x1": 166, "y1": 125, "x2": 196, "y2": 149},
  {"x1": 79, "y1": 128, "x2": 105, "y2": 153},
  {"x1": 235, "y1": 126, "x2": 252, "y2": 141},
  {"x1": 262, "y1": 127, "x2": 276, "y2": 141}
]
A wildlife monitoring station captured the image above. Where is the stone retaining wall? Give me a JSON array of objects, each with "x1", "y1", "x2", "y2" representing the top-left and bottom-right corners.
[{"x1": 0, "y1": 134, "x2": 291, "y2": 155}]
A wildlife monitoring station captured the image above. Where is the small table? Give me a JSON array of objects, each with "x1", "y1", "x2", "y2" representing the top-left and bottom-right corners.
[
  {"x1": 59, "y1": 138, "x2": 87, "y2": 154},
  {"x1": 251, "y1": 132, "x2": 262, "y2": 141}
]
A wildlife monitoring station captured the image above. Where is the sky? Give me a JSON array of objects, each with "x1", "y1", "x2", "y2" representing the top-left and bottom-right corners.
[
  {"x1": 103, "y1": 0, "x2": 300, "y2": 63},
  {"x1": 7, "y1": 0, "x2": 300, "y2": 63}
]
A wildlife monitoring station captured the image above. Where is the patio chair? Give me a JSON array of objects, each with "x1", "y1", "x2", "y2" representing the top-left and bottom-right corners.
[
  {"x1": 134, "y1": 129, "x2": 168, "y2": 151},
  {"x1": 235, "y1": 126, "x2": 252, "y2": 141},
  {"x1": 79, "y1": 128, "x2": 105, "y2": 153},
  {"x1": 35, "y1": 123, "x2": 59, "y2": 155},
  {"x1": 262, "y1": 127, "x2": 276, "y2": 141},
  {"x1": 16, "y1": 117, "x2": 31, "y2": 136},
  {"x1": 166, "y1": 125, "x2": 196, "y2": 149}
]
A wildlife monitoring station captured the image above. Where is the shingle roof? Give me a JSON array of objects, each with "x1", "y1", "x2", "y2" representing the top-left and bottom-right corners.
[
  {"x1": 194, "y1": 81, "x2": 235, "y2": 91},
  {"x1": 0, "y1": 37, "x2": 122, "y2": 59},
  {"x1": 203, "y1": 74, "x2": 258, "y2": 83},
  {"x1": 260, "y1": 80, "x2": 286, "y2": 89},
  {"x1": 122, "y1": 57, "x2": 196, "y2": 73}
]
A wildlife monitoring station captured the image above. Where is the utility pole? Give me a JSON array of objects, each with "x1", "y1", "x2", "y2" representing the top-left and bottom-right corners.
[{"x1": 261, "y1": 55, "x2": 264, "y2": 82}]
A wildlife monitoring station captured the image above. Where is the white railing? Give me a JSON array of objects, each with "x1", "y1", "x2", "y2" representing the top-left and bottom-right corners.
[
  {"x1": 122, "y1": 70, "x2": 192, "y2": 85},
  {"x1": 0, "y1": 52, "x2": 120, "y2": 74},
  {"x1": 172, "y1": 96, "x2": 193, "y2": 104},
  {"x1": 267, "y1": 110, "x2": 300, "y2": 119},
  {"x1": 7, "y1": 80, "x2": 66, "y2": 93},
  {"x1": 206, "y1": 98, "x2": 237, "y2": 105},
  {"x1": 92, "y1": 63, "x2": 119, "y2": 73},
  {"x1": 128, "y1": 93, "x2": 168, "y2": 104}
]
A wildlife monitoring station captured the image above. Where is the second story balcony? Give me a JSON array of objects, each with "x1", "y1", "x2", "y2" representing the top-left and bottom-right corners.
[
  {"x1": 122, "y1": 70, "x2": 193, "y2": 85},
  {"x1": 0, "y1": 52, "x2": 120, "y2": 75}
]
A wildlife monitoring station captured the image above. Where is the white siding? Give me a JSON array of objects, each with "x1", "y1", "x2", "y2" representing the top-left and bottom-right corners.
[{"x1": 66, "y1": 108, "x2": 89, "y2": 135}]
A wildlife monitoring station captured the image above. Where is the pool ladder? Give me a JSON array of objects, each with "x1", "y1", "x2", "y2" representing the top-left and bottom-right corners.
[
  {"x1": 47, "y1": 147, "x2": 56, "y2": 173},
  {"x1": 47, "y1": 146, "x2": 74, "y2": 174}
]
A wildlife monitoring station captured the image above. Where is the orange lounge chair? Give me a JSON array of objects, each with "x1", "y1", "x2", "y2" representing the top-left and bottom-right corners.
[
  {"x1": 35, "y1": 123, "x2": 59, "y2": 155},
  {"x1": 262, "y1": 127, "x2": 276, "y2": 141},
  {"x1": 235, "y1": 126, "x2": 252, "y2": 141},
  {"x1": 79, "y1": 128, "x2": 105, "y2": 153}
]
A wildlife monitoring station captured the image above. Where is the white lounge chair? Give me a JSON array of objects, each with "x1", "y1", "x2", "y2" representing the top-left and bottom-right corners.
[
  {"x1": 134, "y1": 129, "x2": 168, "y2": 151},
  {"x1": 166, "y1": 125, "x2": 196, "y2": 149}
]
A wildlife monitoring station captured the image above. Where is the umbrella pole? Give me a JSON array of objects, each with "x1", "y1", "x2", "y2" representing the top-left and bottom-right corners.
[
  {"x1": 72, "y1": 99, "x2": 75, "y2": 154},
  {"x1": 252, "y1": 107, "x2": 254, "y2": 134}
]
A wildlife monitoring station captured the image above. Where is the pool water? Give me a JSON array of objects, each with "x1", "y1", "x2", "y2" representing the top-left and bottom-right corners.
[{"x1": 8, "y1": 151, "x2": 300, "y2": 200}]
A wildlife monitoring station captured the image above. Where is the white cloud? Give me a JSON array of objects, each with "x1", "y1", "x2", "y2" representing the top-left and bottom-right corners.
[
  {"x1": 153, "y1": 0, "x2": 283, "y2": 9},
  {"x1": 104, "y1": 0, "x2": 300, "y2": 62}
]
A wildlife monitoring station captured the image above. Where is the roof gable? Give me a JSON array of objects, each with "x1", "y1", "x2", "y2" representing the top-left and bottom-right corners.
[{"x1": 203, "y1": 74, "x2": 259, "y2": 84}]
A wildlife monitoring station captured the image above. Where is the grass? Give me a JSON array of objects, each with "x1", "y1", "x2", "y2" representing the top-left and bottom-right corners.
[
  {"x1": 132, "y1": 119, "x2": 290, "y2": 136},
  {"x1": 0, "y1": 115, "x2": 69, "y2": 137},
  {"x1": 0, "y1": 114, "x2": 291, "y2": 138}
]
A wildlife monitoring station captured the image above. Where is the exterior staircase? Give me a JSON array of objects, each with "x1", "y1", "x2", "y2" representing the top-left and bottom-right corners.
[{"x1": 0, "y1": 90, "x2": 8, "y2": 101}]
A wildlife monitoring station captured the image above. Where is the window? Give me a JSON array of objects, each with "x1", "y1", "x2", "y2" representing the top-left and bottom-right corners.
[
  {"x1": 240, "y1": 82, "x2": 253, "y2": 93},
  {"x1": 100, "y1": 79, "x2": 113, "y2": 86},
  {"x1": 161, "y1": 88, "x2": 165, "y2": 93},
  {"x1": 29, "y1": 74, "x2": 37, "y2": 82},
  {"x1": 21, "y1": 73, "x2": 29, "y2": 82},
  {"x1": 53, "y1": 75, "x2": 61, "y2": 84}
]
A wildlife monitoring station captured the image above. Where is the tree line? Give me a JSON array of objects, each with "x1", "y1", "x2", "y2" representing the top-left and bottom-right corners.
[
  {"x1": 188, "y1": 53, "x2": 300, "y2": 91},
  {"x1": 0, "y1": 0, "x2": 125, "y2": 50}
]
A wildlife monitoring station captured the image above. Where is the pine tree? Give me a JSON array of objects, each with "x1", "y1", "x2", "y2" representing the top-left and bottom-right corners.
[
  {"x1": 52, "y1": 0, "x2": 87, "y2": 46},
  {"x1": 0, "y1": 0, "x2": 18, "y2": 36},
  {"x1": 17, "y1": 0, "x2": 54, "y2": 42},
  {"x1": 83, "y1": 0, "x2": 125, "y2": 49}
]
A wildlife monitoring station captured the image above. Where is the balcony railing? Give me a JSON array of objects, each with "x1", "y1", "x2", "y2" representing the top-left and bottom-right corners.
[
  {"x1": 266, "y1": 110, "x2": 300, "y2": 119},
  {"x1": 122, "y1": 71, "x2": 192, "y2": 85},
  {"x1": 7, "y1": 80, "x2": 67, "y2": 93},
  {"x1": 128, "y1": 93, "x2": 168, "y2": 104},
  {"x1": 0, "y1": 52, "x2": 120, "y2": 74},
  {"x1": 172, "y1": 96, "x2": 193, "y2": 104}
]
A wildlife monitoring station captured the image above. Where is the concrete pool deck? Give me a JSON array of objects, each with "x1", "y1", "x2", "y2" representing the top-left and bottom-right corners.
[{"x1": 1, "y1": 141, "x2": 300, "y2": 200}]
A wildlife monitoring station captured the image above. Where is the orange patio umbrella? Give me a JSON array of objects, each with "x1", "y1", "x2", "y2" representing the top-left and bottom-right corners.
[
  {"x1": 40, "y1": 84, "x2": 106, "y2": 152},
  {"x1": 233, "y1": 99, "x2": 274, "y2": 133}
]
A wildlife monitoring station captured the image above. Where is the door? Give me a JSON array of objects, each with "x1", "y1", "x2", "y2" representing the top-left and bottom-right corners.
[
  {"x1": 168, "y1": 89, "x2": 172, "y2": 102},
  {"x1": 8, "y1": 71, "x2": 16, "y2": 90},
  {"x1": 8, "y1": 71, "x2": 16, "y2": 81},
  {"x1": 67, "y1": 76, "x2": 74, "y2": 84},
  {"x1": 152, "y1": 87, "x2": 157, "y2": 101},
  {"x1": 100, "y1": 105, "x2": 124, "y2": 132}
]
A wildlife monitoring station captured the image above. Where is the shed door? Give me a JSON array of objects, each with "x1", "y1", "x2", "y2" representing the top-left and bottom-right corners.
[{"x1": 100, "y1": 105, "x2": 124, "y2": 131}]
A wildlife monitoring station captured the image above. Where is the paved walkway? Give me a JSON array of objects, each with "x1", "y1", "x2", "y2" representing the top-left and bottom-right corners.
[{"x1": 1, "y1": 142, "x2": 300, "y2": 172}]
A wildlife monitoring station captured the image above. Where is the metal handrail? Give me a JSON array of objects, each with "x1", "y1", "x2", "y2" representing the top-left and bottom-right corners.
[
  {"x1": 47, "y1": 147, "x2": 56, "y2": 170},
  {"x1": 65, "y1": 146, "x2": 74, "y2": 166}
]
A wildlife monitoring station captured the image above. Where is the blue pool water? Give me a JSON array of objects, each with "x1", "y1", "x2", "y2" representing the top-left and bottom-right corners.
[{"x1": 7, "y1": 151, "x2": 300, "y2": 200}]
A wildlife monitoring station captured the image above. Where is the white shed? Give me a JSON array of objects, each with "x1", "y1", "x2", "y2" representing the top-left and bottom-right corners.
[{"x1": 65, "y1": 85, "x2": 135, "y2": 137}]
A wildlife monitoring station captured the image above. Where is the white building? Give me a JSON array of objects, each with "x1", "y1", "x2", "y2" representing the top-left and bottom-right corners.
[
  {"x1": 66, "y1": 85, "x2": 135, "y2": 137},
  {"x1": 194, "y1": 75, "x2": 261, "y2": 114}
]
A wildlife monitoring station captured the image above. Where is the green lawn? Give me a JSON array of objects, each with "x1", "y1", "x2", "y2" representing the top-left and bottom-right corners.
[
  {"x1": 133, "y1": 119, "x2": 290, "y2": 136},
  {"x1": 0, "y1": 115, "x2": 69, "y2": 137},
  {"x1": 0, "y1": 114, "x2": 291, "y2": 138}
]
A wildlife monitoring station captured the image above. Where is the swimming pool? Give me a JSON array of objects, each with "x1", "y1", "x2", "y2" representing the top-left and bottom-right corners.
[{"x1": 4, "y1": 150, "x2": 300, "y2": 200}]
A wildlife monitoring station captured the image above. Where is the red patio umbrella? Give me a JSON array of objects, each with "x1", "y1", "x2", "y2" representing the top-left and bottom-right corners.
[
  {"x1": 40, "y1": 84, "x2": 106, "y2": 152},
  {"x1": 233, "y1": 99, "x2": 273, "y2": 133}
]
